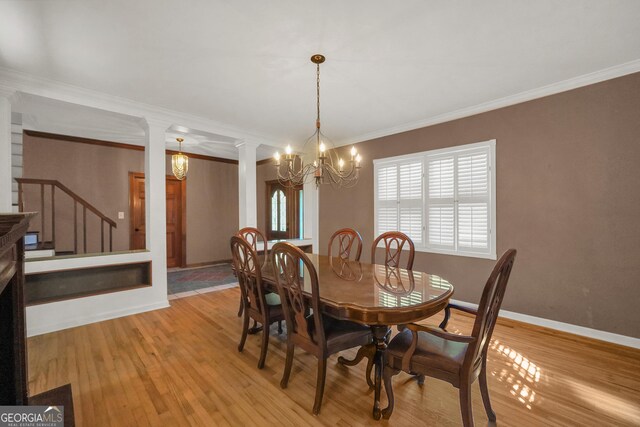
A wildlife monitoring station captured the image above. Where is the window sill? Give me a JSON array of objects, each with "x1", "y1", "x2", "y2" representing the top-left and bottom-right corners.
[{"x1": 416, "y1": 246, "x2": 497, "y2": 260}]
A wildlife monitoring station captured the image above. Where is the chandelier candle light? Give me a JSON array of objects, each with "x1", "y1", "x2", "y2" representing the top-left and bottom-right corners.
[
  {"x1": 172, "y1": 137, "x2": 189, "y2": 180},
  {"x1": 274, "y1": 54, "x2": 362, "y2": 188}
]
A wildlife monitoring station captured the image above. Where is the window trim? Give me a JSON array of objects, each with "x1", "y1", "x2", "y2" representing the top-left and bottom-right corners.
[{"x1": 373, "y1": 139, "x2": 497, "y2": 260}]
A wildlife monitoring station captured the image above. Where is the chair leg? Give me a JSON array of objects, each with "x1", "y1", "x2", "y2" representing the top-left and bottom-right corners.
[
  {"x1": 312, "y1": 357, "x2": 327, "y2": 415},
  {"x1": 280, "y1": 342, "x2": 294, "y2": 389},
  {"x1": 439, "y1": 305, "x2": 451, "y2": 330},
  {"x1": 479, "y1": 358, "x2": 496, "y2": 421},
  {"x1": 237, "y1": 296, "x2": 243, "y2": 317},
  {"x1": 459, "y1": 382, "x2": 474, "y2": 427},
  {"x1": 381, "y1": 367, "x2": 400, "y2": 419},
  {"x1": 277, "y1": 320, "x2": 283, "y2": 334},
  {"x1": 257, "y1": 321, "x2": 270, "y2": 369},
  {"x1": 238, "y1": 313, "x2": 249, "y2": 352}
]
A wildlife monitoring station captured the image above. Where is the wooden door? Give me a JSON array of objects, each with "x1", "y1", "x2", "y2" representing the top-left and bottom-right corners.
[
  {"x1": 266, "y1": 180, "x2": 303, "y2": 240},
  {"x1": 165, "y1": 177, "x2": 185, "y2": 268},
  {"x1": 129, "y1": 173, "x2": 186, "y2": 268}
]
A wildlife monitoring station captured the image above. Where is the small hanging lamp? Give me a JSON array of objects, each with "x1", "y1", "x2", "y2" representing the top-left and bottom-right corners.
[{"x1": 172, "y1": 137, "x2": 189, "y2": 180}]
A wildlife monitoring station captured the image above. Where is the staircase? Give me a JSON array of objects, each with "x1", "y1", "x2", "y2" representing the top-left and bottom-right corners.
[{"x1": 15, "y1": 178, "x2": 117, "y2": 255}]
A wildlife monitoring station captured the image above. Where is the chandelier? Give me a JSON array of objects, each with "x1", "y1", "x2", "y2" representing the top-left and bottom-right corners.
[
  {"x1": 274, "y1": 54, "x2": 362, "y2": 188},
  {"x1": 171, "y1": 137, "x2": 189, "y2": 180}
]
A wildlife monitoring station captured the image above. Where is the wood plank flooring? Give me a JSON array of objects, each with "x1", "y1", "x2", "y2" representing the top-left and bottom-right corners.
[{"x1": 27, "y1": 287, "x2": 640, "y2": 426}]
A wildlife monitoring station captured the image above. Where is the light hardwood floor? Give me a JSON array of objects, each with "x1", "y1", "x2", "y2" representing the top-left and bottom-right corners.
[{"x1": 28, "y1": 287, "x2": 640, "y2": 426}]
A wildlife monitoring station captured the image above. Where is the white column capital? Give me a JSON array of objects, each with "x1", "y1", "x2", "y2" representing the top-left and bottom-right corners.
[
  {"x1": 140, "y1": 117, "x2": 171, "y2": 132},
  {"x1": 234, "y1": 139, "x2": 260, "y2": 149}
]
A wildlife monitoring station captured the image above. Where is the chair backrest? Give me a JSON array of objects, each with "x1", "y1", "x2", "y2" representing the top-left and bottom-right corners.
[
  {"x1": 270, "y1": 242, "x2": 324, "y2": 346},
  {"x1": 237, "y1": 227, "x2": 268, "y2": 256},
  {"x1": 466, "y1": 249, "x2": 517, "y2": 368},
  {"x1": 230, "y1": 235, "x2": 267, "y2": 316},
  {"x1": 371, "y1": 231, "x2": 415, "y2": 270},
  {"x1": 328, "y1": 228, "x2": 363, "y2": 261}
]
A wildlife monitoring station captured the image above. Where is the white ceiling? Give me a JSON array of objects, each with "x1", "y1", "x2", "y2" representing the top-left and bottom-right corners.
[
  {"x1": 1, "y1": 0, "x2": 640, "y2": 156},
  {"x1": 14, "y1": 93, "x2": 280, "y2": 160}
]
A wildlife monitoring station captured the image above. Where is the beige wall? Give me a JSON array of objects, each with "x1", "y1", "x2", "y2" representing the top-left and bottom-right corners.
[
  {"x1": 22, "y1": 135, "x2": 144, "y2": 253},
  {"x1": 23, "y1": 135, "x2": 239, "y2": 264},
  {"x1": 319, "y1": 72, "x2": 640, "y2": 338},
  {"x1": 166, "y1": 156, "x2": 239, "y2": 264}
]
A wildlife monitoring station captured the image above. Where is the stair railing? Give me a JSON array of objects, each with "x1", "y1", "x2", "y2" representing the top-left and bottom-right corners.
[{"x1": 15, "y1": 178, "x2": 117, "y2": 254}]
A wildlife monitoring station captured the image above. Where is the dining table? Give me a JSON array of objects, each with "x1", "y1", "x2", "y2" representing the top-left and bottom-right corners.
[{"x1": 261, "y1": 253, "x2": 454, "y2": 420}]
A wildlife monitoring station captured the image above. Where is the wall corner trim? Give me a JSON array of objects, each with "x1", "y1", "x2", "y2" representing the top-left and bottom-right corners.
[{"x1": 450, "y1": 299, "x2": 640, "y2": 350}]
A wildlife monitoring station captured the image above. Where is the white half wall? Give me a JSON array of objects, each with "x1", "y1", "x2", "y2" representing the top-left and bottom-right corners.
[
  {"x1": 25, "y1": 250, "x2": 168, "y2": 336},
  {"x1": 25, "y1": 118, "x2": 171, "y2": 336}
]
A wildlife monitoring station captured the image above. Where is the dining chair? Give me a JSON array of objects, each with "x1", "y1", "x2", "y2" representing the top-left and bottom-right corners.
[
  {"x1": 371, "y1": 231, "x2": 415, "y2": 270},
  {"x1": 230, "y1": 236, "x2": 284, "y2": 369},
  {"x1": 236, "y1": 227, "x2": 268, "y2": 317},
  {"x1": 328, "y1": 228, "x2": 363, "y2": 261},
  {"x1": 270, "y1": 242, "x2": 372, "y2": 415},
  {"x1": 381, "y1": 249, "x2": 517, "y2": 426}
]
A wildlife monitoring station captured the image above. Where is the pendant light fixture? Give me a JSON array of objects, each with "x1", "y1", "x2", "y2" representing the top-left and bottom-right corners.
[
  {"x1": 172, "y1": 137, "x2": 189, "y2": 180},
  {"x1": 273, "y1": 54, "x2": 361, "y2": 188}
]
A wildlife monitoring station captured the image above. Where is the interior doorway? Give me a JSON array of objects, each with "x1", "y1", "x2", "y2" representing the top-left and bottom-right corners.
[
  {"x1": 129, "y1": 172, "x2": 186, "y2": 268},
  {"x1": 265, "y1": 180, "x2": 303, "y2": 240}
]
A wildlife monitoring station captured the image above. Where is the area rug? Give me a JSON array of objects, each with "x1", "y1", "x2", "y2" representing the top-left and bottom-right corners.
[{"x1": 167, "y1": 264, "x2": 237, "y2": 295}]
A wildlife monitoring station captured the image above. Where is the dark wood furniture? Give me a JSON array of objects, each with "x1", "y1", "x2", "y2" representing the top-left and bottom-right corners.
[
  {"x1": 371, "y1": 231, "x2": 415, "y2": 270},
  {"x1": 237, "y1": 227, "x2": 268, "y2": 266},
  {"x1": 29, "y1": 384, "x2": 75, "y2": 426},
  {"x1": 328, "y1": 228, "x2": 363, "y2": 261},
  {"x1": 382, "y1": 249, "x2": 517, "y2": 425},
  {"x1": 235, "y1": 227, "x2": 268, "y2": 317},
  {"x1": 230, "y1": 236, "x2": 284, "y2": 369},
  {"x1": 270, "y1": 242, "x2": 372, "y2": 415},
  {"x1": 0, "y1": 214, "x2": 32, "y2": 405},
  {"x1": 261, "y1": 251, "x2": 454, "y2": 419},
  {"x1": 0, "y1": 213, "x2": 75, "y2": 425},
  {"x1": 347, "y1": 231, "x2": 416, "y2": 387}
]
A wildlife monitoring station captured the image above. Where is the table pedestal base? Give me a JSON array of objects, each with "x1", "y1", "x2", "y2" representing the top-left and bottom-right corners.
[{"x1": 371, "y1": 325, "x2": 391, "y2": 420}]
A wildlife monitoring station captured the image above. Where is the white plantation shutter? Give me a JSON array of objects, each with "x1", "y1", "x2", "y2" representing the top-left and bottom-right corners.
[
  {"x1": 376, "y1": 165, "x2": 398, "y2": 234},
  {"x1": 398, "y1": 162, "x2": 423, "y2": 244},
  {"x1": 375, "y1": 140, "x2": 495, "y2": 260},
  {"x1": 456, "y1": 149, "x2": 490, "y2": 253},
  {"x1": 427, "y1": 156, "x2": 455, "y2": 249}
]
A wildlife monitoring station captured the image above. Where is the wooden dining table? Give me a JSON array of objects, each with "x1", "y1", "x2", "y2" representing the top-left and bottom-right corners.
[{"x1": 261, "y1": 254, "x2": 454, "y2": 419}]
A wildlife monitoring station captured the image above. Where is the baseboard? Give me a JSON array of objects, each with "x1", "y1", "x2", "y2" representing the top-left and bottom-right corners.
[
  {"x1": 450, "y1": 299, "x2": 640, "y2": 350},
  {"x1": 184, "y1": 259, "x2": 232, "y2": 268},
  {"x1": 26, "y1": 300, "x2": 170, "y2": 337}
]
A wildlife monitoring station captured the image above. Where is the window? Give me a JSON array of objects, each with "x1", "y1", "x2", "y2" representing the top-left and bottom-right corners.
[
  {"x1": 266, "y1": 180, "x2": 303, "y2": 240},
  {"x1": 374, "y1": 140, "x2": 496, "y2": 260}
]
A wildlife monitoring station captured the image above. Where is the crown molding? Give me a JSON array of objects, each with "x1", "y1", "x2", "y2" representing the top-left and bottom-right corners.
[
  {"x1": 337, "y1": 59, "x2": 640, "y2": 147},
  {"x1": 0, "y1": 66, "x2": 282, "y2": 148}
]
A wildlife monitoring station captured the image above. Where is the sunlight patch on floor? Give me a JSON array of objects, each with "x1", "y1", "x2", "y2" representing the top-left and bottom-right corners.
[
  {"x1": 561, "y1": 377, "x2": 640, "y2": 423},
  {"x1": 490, "y1": 339, "x2": 540, "y2": 410}
]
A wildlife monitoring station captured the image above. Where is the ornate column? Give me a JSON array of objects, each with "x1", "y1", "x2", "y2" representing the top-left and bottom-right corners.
[{"x1": 235, "y1": 140, "x2": 259, "y2": 228}]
